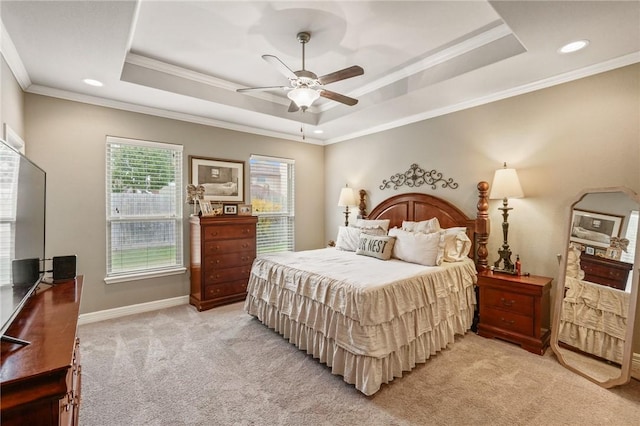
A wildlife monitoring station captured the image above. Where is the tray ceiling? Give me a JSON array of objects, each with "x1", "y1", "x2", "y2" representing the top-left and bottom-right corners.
[{"x1": 1, "y1": 1, "x2": 639, "y2": 144}]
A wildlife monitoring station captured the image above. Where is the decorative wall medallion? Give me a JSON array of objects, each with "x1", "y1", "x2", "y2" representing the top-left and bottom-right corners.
[{"x1": 379, "y1": 164, "x2": 459, "y2": 190}]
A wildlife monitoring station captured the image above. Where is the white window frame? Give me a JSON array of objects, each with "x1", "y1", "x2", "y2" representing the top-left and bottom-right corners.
[
  {"x1": 105, "y1": 136, "x2": 185, "y2": 283},
  {"x1": 249, "y1": 155, "x2": 295, "y2": 254}
]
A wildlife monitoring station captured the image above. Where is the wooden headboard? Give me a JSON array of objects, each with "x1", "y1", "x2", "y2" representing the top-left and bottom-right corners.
[{"x1": 361, "y1": 182, "x2": 490, "y2": 270}]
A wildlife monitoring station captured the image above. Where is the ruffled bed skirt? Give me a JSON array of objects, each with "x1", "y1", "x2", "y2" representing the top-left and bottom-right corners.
[
  {"x1": 557, "y1": 321, "x2": 624, "y2": 363},
  {"x1": 559, "y1": 276, "x2": 629, "y2": 364},
  {"x1": 244, "y1": 253, "x2": 476, "y2": 395},
  {"x1": 245, "y1": 292, "x2": 475, "y2": 395}
]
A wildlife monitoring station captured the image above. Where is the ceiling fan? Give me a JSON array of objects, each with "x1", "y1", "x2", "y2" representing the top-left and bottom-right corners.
[{"x1": 236, "y1": 31, "x2": 364, "y2": 112}]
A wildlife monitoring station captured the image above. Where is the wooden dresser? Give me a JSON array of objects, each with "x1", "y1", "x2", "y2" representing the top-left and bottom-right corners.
[
  {"x1": 579, "y1": 253, "x2": 632, "y2": 290},
  {"x1": 190, "y1": 215, "x2": 257, "y2": 311},
  {"x1": 1, "y1": 276, "x2": 83, "y2": 425},
  {"x1": 476, "y1": 271, "x2": 551, "y2": 355}
]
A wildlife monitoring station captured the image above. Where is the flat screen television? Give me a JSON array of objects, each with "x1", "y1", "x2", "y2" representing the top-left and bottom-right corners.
[{"x1": 0, "y1": 138, "x2": 46, "y2": 345}]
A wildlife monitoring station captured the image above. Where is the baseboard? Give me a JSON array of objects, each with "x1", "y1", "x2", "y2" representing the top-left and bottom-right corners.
[
  {"x1": 78, "y1": 295, "x2": 189, "y2": 325},
  {"x1": 633, "y1": 352, "x2": 640, "y2": 381}
]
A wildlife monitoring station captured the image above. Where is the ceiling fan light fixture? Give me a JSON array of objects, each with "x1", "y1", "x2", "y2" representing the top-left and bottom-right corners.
[{"x1": 287, "y1": 87, "x2": 320, "y2": 110}]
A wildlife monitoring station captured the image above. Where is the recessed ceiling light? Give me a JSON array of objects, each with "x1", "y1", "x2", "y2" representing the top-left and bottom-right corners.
[
  {"x1": 313, "y1": 129, "x2": 324, "y2": 134},
  {"x1": 558, "y1": 40, "x2": 589, "y2": 54},
  {"x1": 83, "y1": 78, "x2": 104, "y2": 87}
]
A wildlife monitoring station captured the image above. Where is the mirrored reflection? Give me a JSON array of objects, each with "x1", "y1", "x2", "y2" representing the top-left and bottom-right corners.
[{"x1": 553, "y1": 189, "x2": 639, "y2": 387}]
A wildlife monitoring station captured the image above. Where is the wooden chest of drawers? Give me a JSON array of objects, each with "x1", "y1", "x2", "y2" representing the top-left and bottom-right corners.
[
  {"x1": 579, "y1": 253, "x2": 632, "y2": 290},
  {"x1": 190, "y1": 215, "x2": 257, "y2": 311},
  {"x1": 1, "y1": 278, "x2": 83, "y2": 425},
  {"x1": 476, "y1": 271, "x2": 552, "y2": 355}
]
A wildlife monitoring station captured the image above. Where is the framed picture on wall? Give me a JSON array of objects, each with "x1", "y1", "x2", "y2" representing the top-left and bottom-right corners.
[
  {"x1": 570, "y1": 209, "x2": 623, "y2": 249},
  {"x1": 189, "y1": 156, "x2": 244, "y2": 203}
]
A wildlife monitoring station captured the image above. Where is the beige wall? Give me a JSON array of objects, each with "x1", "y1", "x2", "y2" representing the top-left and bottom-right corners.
[
  {"x1": 9, "y1": 57, "x2": 640, "y2": 352},
  {"x1": 23, "y1": 94, "x2": 325, "y2": 314},
  {"x1": 324, "y1": 64, "x2": 640, "y2": 351},
  {"x1": 1, "y1": 55, "x2": 25, "y2": 143}
]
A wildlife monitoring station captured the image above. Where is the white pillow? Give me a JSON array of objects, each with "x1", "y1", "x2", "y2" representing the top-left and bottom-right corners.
[
  {"x1": 336, "y1": 226, "x2": 387, "y2": 252},
  {"x1": 402, "y1": 217, "x2": 441, "y2": 233},
  {"x1": 442, "y1": 228, "x2": 472, "y2": 262},
  {"x1": 355, "y1": 234, "x2": 396, "y2": 260},
  {"x1": 388, "y1": 228, "x2": 445, "y2": 266},
  {"x1": 354, "y1": 219, "x2": 391, "y2": 233}
]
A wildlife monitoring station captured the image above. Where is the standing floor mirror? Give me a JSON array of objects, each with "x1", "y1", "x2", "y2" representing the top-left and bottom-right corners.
[{"x1": 551, "y1": 187, "x2": 639, "y2": 388}]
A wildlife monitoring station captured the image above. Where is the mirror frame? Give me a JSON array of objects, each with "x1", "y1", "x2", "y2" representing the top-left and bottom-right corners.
[{"x1": 550, "y1": 186, "x2": 640, "y2": 388}]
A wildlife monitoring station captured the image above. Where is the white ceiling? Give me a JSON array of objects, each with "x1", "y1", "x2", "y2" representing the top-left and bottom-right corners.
[{"x1": 1, "y1": 1, "x2": 639, "y2": 145}]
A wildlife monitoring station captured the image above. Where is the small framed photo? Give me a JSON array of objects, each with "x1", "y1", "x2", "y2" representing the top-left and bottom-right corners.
[
  {"x1": 223, "y1": 204, "x2": 237, "y2": 215},
  {"x1": 238, "y1": 204, "x2": 252, "y2": 216},
  {"x1": 585, "y1": 246, "x2": 595, "y2": 255},
  {"x1": 211, "y1": 203, "x2": 223, "y2": 216},
  {"x1": 198, "y1": 199, "x2": 215, "y2": 217}
]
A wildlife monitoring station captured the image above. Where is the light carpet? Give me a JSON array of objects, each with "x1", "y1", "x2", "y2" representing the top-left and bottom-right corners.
[{"x1": 78, "y1": 302, "x2": 640, "y2": 425}]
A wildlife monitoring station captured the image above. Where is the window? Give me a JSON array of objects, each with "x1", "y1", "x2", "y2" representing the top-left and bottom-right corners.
[
  {"x1": 0, "y1": 147, "x2": 19, "y2": 285},
  {"x1": 620, "y1": 210, "x2": 638, "y2": 291},
  {"x1": 105, "y1": 136, "x2": 184, "y2": 283},
  {"x1": 249, "y1": 155, "x2": 295, "y2": 254}
]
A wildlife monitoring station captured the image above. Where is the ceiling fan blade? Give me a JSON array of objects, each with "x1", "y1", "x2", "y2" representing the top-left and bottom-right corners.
[
  {"x1": 236, "y1": 86, "x2": 289, "y2": 93},
  {"x1": 287, "y1": 101, "x2": 300, "y2": 113},
  {"x1": 318, "y1": 65, "x2": 364, "y2": 85},
  {"x1": 320, "y1": 90, "x2": 358, "y2": 106},
  {"x1": 262, "y1": 55, "x2": 297, "y2": 80}
]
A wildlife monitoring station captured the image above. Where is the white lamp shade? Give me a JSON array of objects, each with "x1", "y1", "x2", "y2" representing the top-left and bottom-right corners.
[
  {"x1": 287, "y1": 87, "x2": 320, "y2": 108},
  {"x1": 337, "y1": 187, "x2": 357, "y2": 207},
  {"x1": 489, "y1": 167, "x2": 524, "y2": 199}
]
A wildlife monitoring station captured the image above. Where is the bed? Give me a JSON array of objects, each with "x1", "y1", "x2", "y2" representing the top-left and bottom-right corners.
[
  {"x1": 244, "y1": 183, "x2": 490, "y2": 395},
  {"x1": 559, "y1": 276, "x2": 629, "y2": 364}
]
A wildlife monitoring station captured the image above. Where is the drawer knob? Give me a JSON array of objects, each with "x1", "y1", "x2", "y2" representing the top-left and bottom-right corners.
[
  {"x1": 500, "y1": 317, "x2": 515, "y2": 325},
  {"x1": 500, "y1": 297, "x2": 515, "y2": 307}
]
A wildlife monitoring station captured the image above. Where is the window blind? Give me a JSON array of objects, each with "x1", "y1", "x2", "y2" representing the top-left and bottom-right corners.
[
  {"x1": 105, "y1": 136, "x2": 183, "y2": 278},
  {"x1": 621, "y1": 210, "x2": 638, "y2": 264},
  {"x1": 0, "y1": 147, "x2": 19, "y2": 285},
  {"x1": 249, "y1": 155, "x2": 295, "y2": 254}
]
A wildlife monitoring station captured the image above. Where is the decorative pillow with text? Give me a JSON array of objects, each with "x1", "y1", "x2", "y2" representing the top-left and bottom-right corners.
[{"x1": 355, "y1": 234, "x2": 396, "y2": 260}]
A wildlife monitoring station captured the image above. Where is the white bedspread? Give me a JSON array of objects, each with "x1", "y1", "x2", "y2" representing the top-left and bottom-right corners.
[{"x1": 244, "y1": 248, "x2": 477, "y2": 394}]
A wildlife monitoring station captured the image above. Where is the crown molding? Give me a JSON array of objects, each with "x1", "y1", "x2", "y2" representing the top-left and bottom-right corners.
[
  {"x1": 0, "y1": 18, "x2": 31, "y2": 89},
  {"x1": 124, "y1": 52, "x2": 317, "y2": 111},
  {"x1": 21, "y1": 50, "x2": 639, "y2": 147},
  {"x1": 325, "y1": 52, "x2": 640, "y2": 145},
  {"x1": 26, "y1": 84, "x2": 323, "y2": 145}
]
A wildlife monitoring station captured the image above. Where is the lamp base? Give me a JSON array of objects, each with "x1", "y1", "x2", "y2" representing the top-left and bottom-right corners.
[
  {"x1": 493, "y1": 246, "x2": 516, "y2": 274},
  {"x1": 492, "y1": 267, "x2": 518, "y2": 276}
]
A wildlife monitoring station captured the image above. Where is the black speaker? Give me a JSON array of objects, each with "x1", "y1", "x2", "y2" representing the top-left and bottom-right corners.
[
  {"x1": 53, "y1": 255, "x2": 76, "y2": 282},
  {"x1": 12, "y1": 258, "x2": 40, "y2": 286}
]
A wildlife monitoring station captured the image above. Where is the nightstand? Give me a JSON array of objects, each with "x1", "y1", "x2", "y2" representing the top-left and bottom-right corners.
[{"x1": 476, "y1": 270, "x2": 552, "y2": 355}]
